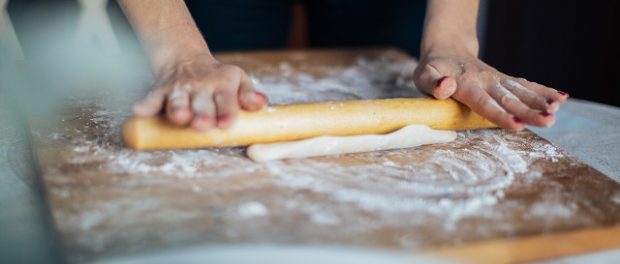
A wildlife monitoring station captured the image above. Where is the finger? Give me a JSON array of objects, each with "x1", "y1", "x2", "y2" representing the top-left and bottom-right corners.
[
  {"x1": 513, "y1": 78, "x2": 569, "y2": 106},
  {"x1": 413, "y1": 63, "x2": 457, "y2": 99},
  {"x1": 490, "y1": 83, "x2": 555, "y2": 127},
  {"x1": 509, "y1": 78, "x2": 562, "y2": 112},
  {"x1": 238, "y1": 73, "x2": 268, "y2": 111},
  {"x1": 502, "y1": 79, "x2": 550, "y2": 112},
  {"x1": 190, "y1": 90, "x2": 216, "y2": 131},
  {"x1": 165, "y1": 88, "x2": 192, "y2": 126},
  {"x1": 452, "y1": 81, "x2": 524, "y2": 130},
  {"x1": 213, "y1": 88, "x2": 240, "y2": 129},
  {"x1": 132, "y1": 89, "x2": 165, "y2": 117}
]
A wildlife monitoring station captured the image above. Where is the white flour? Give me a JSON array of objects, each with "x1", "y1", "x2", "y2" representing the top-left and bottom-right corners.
[
  {"x1": 42, "y1": 56, "x2": 580, "y2": 257},
  {"x1": 237, "y1": 202, "x2": 269, "y2": 218},
  {"x1": 251, "y1": 57, "x2": 421, "y2": 104}
]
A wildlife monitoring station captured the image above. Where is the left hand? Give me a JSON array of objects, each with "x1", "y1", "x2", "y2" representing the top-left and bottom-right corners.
[{"x1": 413, "y1": 50, "x2": 569, "y2": 130}]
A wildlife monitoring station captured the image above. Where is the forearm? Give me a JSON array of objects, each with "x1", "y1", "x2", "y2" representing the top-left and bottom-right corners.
[
  {"x1": 421, "y1": 0, "x2": 480, "y2": 57},
  {"x1": 117, "y1": 0, "x2": 216, "y2": 74}
]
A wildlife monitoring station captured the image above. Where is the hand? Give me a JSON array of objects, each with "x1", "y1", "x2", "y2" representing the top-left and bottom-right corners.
[
  {"x1": 413, "y1": 51, "x2": 568, "y2": 130},
  {"x1": 133, "y1": 54, "x2": 268, "y2": 131}
]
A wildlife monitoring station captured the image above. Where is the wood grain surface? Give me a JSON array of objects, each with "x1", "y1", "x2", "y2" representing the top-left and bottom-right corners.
[{"x1": 30, "y1": 49, "x2": 620, "y2": 263}]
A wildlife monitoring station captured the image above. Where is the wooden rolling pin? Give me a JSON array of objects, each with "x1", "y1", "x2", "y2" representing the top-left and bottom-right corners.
[{"x1": 123, "y1": 98, "x2": 496, "y2": 150}]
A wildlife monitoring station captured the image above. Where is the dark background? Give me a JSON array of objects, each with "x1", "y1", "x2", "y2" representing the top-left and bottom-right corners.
[
  {"x1": 7, "y1": 0, "x2": 620, "y2": 107},
  {"x1": 484, "y1": 1, "x2": 620, "y2": 107}
]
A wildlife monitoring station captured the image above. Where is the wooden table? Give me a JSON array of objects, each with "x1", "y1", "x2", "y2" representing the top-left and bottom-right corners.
[{"x1": 30, "y1": 49, "x2": 620, "y2": 263}]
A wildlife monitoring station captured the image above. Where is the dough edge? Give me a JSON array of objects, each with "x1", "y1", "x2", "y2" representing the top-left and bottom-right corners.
[{"x1": 247, "y1": 125, "x2": 457, "y2": 162}]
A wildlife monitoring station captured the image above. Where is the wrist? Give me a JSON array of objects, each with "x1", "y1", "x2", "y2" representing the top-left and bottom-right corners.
[
  {"x1": 145, "y1": 24, "x2": 218, "y2": 74},
  {"x1": 420, "y1": 33, "x2": 480, "y2": 60},
  {"x1": 152, "y1": 50, "x2": 218, "y2": 77}
]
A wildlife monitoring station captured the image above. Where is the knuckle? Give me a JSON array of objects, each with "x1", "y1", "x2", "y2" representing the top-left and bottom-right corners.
[
  {"x1": 220, "y1": 64, "x2": 244, "y2": 75},
  {"x1": 206, "y1": 75, "x2": 235, "y2": 88},
  {"x1": 170, "y1": 80, "x2": 189, "y2": 91},
  {"x1": 167, "y1": 89, "x2": 184, "y2": 99},
  {"x1": 187, "y1": 78, "x2": 216, "y2": 92},
  {"x1": 185, "y1": 79, "x2": 204, "y2": 88},
  {"x1": 475, "y1": 70, "x2": 498, "y2": 81},
  {"x1": 498, "y1": 93, "x2": 510, "y2": 106},
  {"x1": 498, "y1": 91, "x2": 519, "y2": 107},
  {"x1": 213, "y1": 89, "x2": 234, "y2": 101}
]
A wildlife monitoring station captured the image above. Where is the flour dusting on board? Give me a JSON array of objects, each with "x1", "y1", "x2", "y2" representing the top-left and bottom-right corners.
[
  {"x1": 40, "y1": 55, "x2": 590, "y2": 259},
  {"x1": 251, "y1": 57, "x2": 422, "y2": 104}
]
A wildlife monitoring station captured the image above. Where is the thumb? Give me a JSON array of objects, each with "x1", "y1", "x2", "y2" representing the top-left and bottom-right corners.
[
  {"x1": 238, "y1": 72, "x2": 268, "y2": 111},
  {"x1": 413, "y1": 63, "x2": 457, "y2": 100}
]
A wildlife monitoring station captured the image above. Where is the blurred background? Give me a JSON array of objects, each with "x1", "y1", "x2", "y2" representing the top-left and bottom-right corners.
[
  {"x1": 3, "y1": 0, "x2": 620, "y2": 106},
  {"x1": 484, "y1": 1, "x2": 620, "y2": 108}
]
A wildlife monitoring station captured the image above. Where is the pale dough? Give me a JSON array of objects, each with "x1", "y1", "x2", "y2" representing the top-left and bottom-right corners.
[{"x1": 247, "y1": 125, "x2": 457, "y2": 162}]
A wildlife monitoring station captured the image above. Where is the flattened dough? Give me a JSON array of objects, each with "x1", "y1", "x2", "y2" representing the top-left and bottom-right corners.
[{"x1": 247, "y1": 125, "x2": 457, "y2": 162}]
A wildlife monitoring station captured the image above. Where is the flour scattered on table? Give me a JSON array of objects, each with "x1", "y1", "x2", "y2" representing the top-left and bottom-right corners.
[
  {"x1": 612, "y1": 192, "x2": 620, "y2": 204},
  {"x1": 251, "y1": 57, "x2": 422, "y2": 104},
  {"x1": 237, "y1": 202, "x2": 269, "y2": 218},
  {"x1": 38, "y1": 55, "x2": 614, "y2": 260}
]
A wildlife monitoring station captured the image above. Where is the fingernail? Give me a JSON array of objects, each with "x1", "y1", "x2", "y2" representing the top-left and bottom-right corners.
[
  {"x1": 216, "y1": 115, "x2": 232, "y2": 128},
  {"x1": 255, "y1": 92, "x2": 268, "y2": 103},
  {"x1": 217, "y1": 114, "x2": 229, "y2": 122},
  {"x1": 540, "y1": 111, "x2": 552, "y2": 117},
  {"x1": 436, "y1": 76, "x2": 449, "y2": 87},
  {"x1": 513, "y1": 116, "x2": 523, "y2": 124},
  {"x1": 558, "y1": 91, "x2": 569, "y2": 96},
  {"x1": 546, "y1": 98, "x2": 554, "y2": 105}
]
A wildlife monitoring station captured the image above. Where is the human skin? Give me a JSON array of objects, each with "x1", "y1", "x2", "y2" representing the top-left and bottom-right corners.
[
  {"x1": 414, "y1": 0, "x2": 567, "y2": 130},
  {"x1": 118, "y1": 0, "x2": 568, "y2": 131},
  {"x1": 118, "y1": 0, "x2": 267, "y2": 131}
]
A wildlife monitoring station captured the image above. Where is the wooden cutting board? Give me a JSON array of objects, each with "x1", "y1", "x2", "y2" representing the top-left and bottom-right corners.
[{"x1": 30, "y1": 49, "x2": 620, "y2": 263}]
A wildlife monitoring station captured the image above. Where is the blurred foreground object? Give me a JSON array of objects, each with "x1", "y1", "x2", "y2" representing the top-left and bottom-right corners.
[{"x1": 0, "y1": 0, "x2": 23, "y2": 60}]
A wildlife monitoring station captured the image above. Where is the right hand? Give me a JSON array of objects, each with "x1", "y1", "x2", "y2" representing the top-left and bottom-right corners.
[{"x1": 133, "y1": 54, "x2": 268, "y2": 131}]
